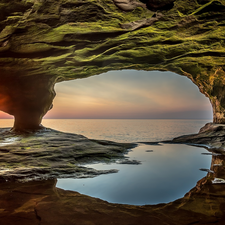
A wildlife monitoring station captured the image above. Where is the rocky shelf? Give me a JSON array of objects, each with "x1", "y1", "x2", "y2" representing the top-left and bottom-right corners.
[
  {"x1": 1, "y1": 0, "x2": 225, "y2": 223},
  {"x1": 1, "y1": 122, "x2": 225, "y2": 182},
  {"x1": 0, "y1": 129, "x2": 224, "y2": 224},
  {"x1": 0, "y1": 123, "x2": 225, "y2": 224},
  {"x1": 0, "y1": 127, "x2": 136, "y2": 182},
  {"x1": 169, "y1": 122, "x2": 225, "y2": 153}
]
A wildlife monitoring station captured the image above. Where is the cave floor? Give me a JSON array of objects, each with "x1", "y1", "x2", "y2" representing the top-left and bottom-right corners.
[
  {"x1": 0, "y1": 123, "x2": 225, "y2": 224},
  {"x1": 0, "y1": 128, "x2": 136, "y2": 182},
  {"x1": 0, "y1": 174, "x2": 225, "y2": 225}
]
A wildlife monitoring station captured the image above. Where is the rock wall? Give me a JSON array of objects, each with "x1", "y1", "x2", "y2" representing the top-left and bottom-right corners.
[{"x1": 0, "y1": 0, "x2": 225, "y2": 130}]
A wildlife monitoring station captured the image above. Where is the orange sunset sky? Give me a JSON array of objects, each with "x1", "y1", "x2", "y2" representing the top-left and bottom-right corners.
[{"x1": 0, "y1": 70, "x2": 213, "y2": 120}]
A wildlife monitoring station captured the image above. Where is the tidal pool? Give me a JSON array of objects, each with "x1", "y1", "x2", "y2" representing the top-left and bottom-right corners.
[{"x1": 57, "y1": 144, "x2": 211, "y2": 205}]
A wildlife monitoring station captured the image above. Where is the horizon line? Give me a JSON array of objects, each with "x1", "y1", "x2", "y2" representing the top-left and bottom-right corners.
[{"x1": 0, "y1": 118, "x2": 213, "y2": 120}]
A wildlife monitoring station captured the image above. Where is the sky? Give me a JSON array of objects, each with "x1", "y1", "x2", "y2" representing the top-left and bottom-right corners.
[{"x1": 40, "y1": 70, "x2": 212, "y2": 120}]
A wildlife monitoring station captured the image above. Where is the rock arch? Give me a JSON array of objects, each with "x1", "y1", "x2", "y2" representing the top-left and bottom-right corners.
[{"x1": 0, "y1": 0, "x2": 225, "y2": 131}]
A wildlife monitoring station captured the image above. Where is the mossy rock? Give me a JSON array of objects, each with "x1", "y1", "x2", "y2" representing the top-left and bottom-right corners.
[{"x1": 0, "y1": 0, "x2": 225, "y2": 129}]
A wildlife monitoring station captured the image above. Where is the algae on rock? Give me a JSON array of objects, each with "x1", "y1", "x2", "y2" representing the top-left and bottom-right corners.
[{"x1": 0, "y1": 0, "x2": 225, "y2": 130}]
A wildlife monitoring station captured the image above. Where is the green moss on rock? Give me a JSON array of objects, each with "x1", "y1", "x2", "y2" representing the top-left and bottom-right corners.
[{"x1": 0, "y1": 0, "x2": 225, "y2": 128}]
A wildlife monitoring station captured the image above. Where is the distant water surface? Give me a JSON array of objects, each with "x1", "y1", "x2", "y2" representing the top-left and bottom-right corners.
[
  {"x1": 0, "y1": 119, "x2": 209, "y2": 143},
  {"x1": 42, "y1": 119, "x2": 209, "y2": 142}
]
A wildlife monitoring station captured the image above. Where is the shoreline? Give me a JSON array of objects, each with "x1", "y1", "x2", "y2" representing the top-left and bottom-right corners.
[
  {"x1": 0, "y1": 122, "x2": 224, "y2": 182},
  {"x1": 0, "y1": 127, "x2": 136, "y2": 182},
  {"x1": 0, "y1": 123, "x2": 225, "y2": 224},
  {"x1": 169, "y1": 122, "x2": 225, "y2": 154}
]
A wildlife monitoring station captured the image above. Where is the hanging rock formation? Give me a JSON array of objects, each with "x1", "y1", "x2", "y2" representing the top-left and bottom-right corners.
[{"x1": 0, "y1": 0, "x2": 225, "y2": 130}]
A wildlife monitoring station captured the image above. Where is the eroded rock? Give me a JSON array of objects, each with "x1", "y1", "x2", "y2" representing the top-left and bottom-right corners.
[
  {"x1": 120, "y1": 13, "x2": 163, "y2": 30},
  {"x1": 145, "y1": 0, "x2": 175, "y2": 10},
  {"x1": 212, "y1": 178, "x2": 225, "y2": 184},
  {"x1": 117, "y1": 159, "x2": 141, "y2": 164},
  {"x1": 0, "y1": 0, "x2": 225, "y2": 130},
  {"x1": 170, "y1": 123, "x2": 225, "y2": 152},
  {"x1": 1, "y1": 153, "x2": 225, "y2": 224},
  {"x1": 113, "y1": 0, "x2": 146, "y2": 11},
  {"x1": 0, "y1": 128, "x2": 135, "y2": 182}
]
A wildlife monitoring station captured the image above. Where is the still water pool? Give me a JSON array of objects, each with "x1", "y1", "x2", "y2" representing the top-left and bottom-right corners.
[
  {"x1": 57, "y1": 143, "x2": 211, "y2": 205},
  {"x1": 0, "y1": 119, "x2": 212, "y2": 205}
]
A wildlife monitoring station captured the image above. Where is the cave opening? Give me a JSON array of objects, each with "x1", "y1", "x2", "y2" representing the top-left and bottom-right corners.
[
  {"x1": 48, "y1": 70, "x2": 213, "y2": 120},
  {"x1": 51, "y1": 69, "x2": 213, "y2": 205},
  {"x1": 40, "y1": 69, "x2": 213, "y2": 205},
  {"x1": 40, "y1": 70, "x2": 213, "y2": 142},
  {"x1": 0, "y1": 69, "x2": 215, "y2": 206},
  {"x1": 0, "y1": 70, "x2": 213, "y2": 134}
]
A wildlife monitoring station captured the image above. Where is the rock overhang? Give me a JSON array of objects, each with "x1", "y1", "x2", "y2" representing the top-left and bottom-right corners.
[{"x1": 0, "y1": 0, "x2": 225, "y2": 130}]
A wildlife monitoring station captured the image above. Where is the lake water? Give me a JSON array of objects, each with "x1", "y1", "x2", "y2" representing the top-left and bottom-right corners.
[
  {"x1": 44, "y1": 119, "x2": 209, "y2": 142},
  {"x1": 58, "y1": 143, "x2": 211, "y2": 205},
  {"x1": 0, "y1": 119, "x2": 212, "y2": 205},
  {"x1": 0, "y1": 119, "x2": 209, "y2": 143}
]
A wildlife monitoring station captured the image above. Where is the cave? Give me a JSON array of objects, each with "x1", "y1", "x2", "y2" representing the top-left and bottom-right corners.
[
  {"x1": 1, "y1": 1, "x2": 225, "y2": 224},
  {"x1": 0, "y1": 0, "x2": 225, "y2": 131}
]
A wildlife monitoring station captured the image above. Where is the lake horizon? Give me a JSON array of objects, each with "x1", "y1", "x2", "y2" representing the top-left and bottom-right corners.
[{"x1": 0, "y1": 118, "x2": 212, "y2": 142}]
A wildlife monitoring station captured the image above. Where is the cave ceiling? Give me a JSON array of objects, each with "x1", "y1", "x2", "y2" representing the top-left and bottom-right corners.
[{"x1": 0, "y1": 0, "x2": 225, "y2": 129}]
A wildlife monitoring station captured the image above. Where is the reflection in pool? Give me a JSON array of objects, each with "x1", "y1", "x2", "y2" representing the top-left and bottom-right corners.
[{"x1": 57, "y1": 144, "x2": 211, "y2": 205}]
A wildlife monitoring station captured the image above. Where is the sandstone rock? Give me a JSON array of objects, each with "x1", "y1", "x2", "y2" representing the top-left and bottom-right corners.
[
  {"x1": 113, "y1": 0, "x2": 146, "y2": 11},
  {"x1": 120, "y1": 13, "x2": 163, "y2": 30},
  {"x1": 212, "y1": 178, "x2": 225, "y2": 184},
  {"x1": 117, "y1": 159, "x2": 141, "y2": 164},
  {"x1": 199, "y1": 122, "x2": 225, "y2": 133},
  {"x1": 170, "y1": 123, "x2": 225, "y2": 153},
  {"x1": 1, "y1": 153, "x2": 225, "y2": 224},
  {"x1": 0, "y1": 128, "x2": 135, "y2": 182},
  {"x1": 145, "y1": 0, "x2": 175, "y2": 10},
  {"x1": 0, "y1": 1, "x2": 225, "y2": 130}
]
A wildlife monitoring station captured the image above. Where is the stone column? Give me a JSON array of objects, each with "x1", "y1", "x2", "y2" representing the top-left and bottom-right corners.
[
  {"x1": 210, "y1": 97, "x2": 225, "y2": 124},
  {"x1": 0, "y1": 74, "x2": 56, "y2": 132}
]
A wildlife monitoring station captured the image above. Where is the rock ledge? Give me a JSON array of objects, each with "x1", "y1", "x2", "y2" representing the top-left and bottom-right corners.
[{"x1": 0, "y1": 128, "x2": 136, "y2": 182}]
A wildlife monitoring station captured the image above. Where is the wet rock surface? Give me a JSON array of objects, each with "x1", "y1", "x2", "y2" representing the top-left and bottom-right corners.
[
  {"x1": 2, "y1": 122, "x2": 225, "y2": 182},
  {"x1": 170, "y1": 123, "x2": 225, "y2": 152},
  {"x1": 145, "y1": 150, "x2": 153, "y2": 152},
  {"x1": 1, "y1": 153, "x2": 225, "y2": 225},
  {"x1": 0, "y1": 128, "x2": 135, "y2": 182},
  {"x1": 116, "y1": 159, "x2": 141, "y2": 164},
  {"x1": 0, "y1": 124, "x2": 225, "y2": 224}
]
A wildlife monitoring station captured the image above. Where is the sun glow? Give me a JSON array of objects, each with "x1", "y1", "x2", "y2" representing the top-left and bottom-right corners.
[
  {"x1": 0, "y1": 94, "x2": 13, "y2": 119},
  {"x1": 44, "y1": 70, "x2": 213, "y2": 120}
]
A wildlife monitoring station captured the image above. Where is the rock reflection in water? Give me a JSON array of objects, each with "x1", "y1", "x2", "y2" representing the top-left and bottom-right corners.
[
  {"x1": 57, "y1": 144, "x2": 212, "y2": 205},
  {"x1": 0, "y1": 155, "x2": 225, "y2": 225}
]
